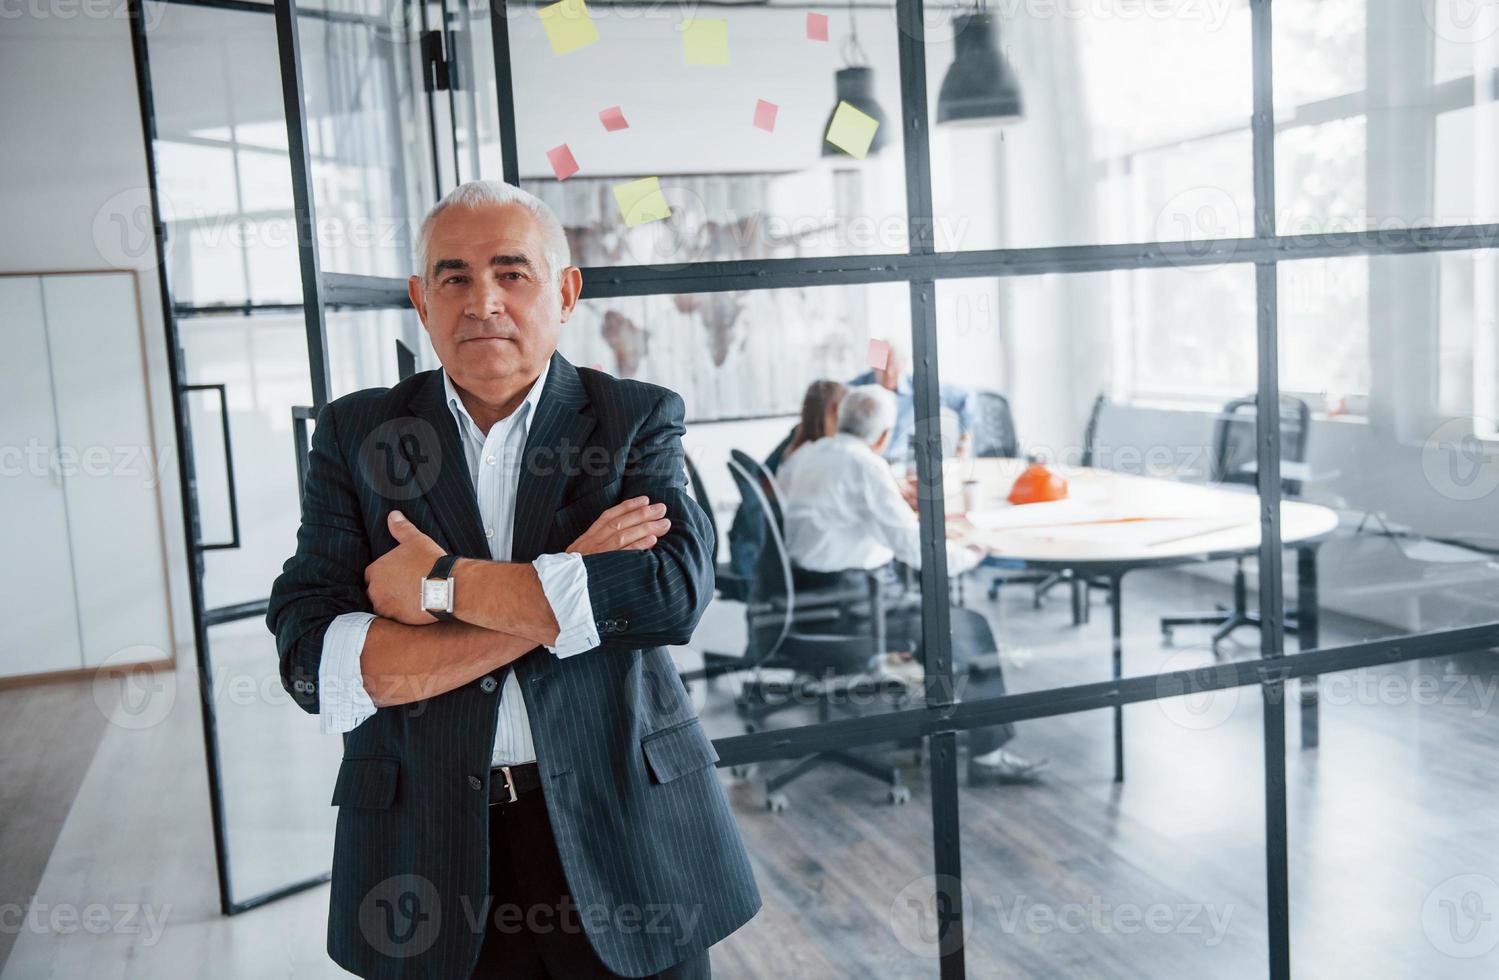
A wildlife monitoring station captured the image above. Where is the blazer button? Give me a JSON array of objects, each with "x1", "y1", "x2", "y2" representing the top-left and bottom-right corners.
[
  {"x1": 480, "y1": 676, "x2": 498, "y2": 693},
  {"x1": 616, "y1": 619, "x2": 628, "y2": 630},
  {"x1": 468, "y1": 774, "x2": 483, "y2": 791}
]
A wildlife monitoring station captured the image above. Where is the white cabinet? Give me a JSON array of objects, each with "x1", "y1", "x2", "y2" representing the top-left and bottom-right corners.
[{"x1": 0, "y1": 272, "x2": 174, "y2": 679}]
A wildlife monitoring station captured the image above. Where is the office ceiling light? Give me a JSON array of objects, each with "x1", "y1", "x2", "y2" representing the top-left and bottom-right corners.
[
  {"x1": 937, "y1": 10, "x2": 1024, "y2": 126},
  {"x1": 821, "y1": 2, "x2": 888, "y2": 157}
]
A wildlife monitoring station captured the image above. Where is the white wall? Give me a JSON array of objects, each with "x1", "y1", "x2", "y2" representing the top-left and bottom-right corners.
[{"x1": 0, "y1": 8, "x2": 193, "y2": 662}]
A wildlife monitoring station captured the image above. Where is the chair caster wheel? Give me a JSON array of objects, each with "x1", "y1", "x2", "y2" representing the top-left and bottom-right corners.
[
  {"x1": 729, "y1": 763, "x2": 757, "y2": 780},
  {"x1": 888, "y1": 785, "x2": 911, "y2": 805},
  {"x1": 766, "y1": 792, "x2": 789, "y2": 813}
]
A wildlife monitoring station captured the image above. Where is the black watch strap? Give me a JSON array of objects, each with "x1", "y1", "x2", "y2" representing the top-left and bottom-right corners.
[{"x1": 425, "y1": 554, "x2": 460, "y2": 621}]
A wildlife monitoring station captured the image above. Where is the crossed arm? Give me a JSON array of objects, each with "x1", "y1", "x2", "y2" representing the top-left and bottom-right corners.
[{"x1": 266, "y1": 390, "x2": 710, "y2": 714}]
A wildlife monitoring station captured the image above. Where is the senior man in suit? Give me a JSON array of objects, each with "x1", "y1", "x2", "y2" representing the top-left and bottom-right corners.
[{"x1": 266, "y1": 180, "x2": 760, "y2": 979}]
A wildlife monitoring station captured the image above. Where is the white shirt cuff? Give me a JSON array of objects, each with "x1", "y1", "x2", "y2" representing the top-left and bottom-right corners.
[
  {"x1": 533, "y1": 551, "x2": 599, "y2": 657},
  {"x1": 318, "y1": 612, "x2": 378, "y2": 734}
]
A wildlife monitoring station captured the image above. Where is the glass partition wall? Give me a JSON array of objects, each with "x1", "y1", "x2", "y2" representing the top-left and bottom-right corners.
[{"x1": 129, "y1": 0, "x2": 1499, "y2": 975}]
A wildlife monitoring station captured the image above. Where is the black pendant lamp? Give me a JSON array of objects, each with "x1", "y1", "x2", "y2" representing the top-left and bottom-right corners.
[
  {"x1": 937, "y1": 10, "x2": 1024, "y2": 126},
  {"x1": 821, "y1": 1, "x2": 888, "y2": 157}
]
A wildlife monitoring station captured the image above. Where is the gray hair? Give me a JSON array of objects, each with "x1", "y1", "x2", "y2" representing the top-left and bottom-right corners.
[
  {"x1": 414, "y1": 180, "x2": 571, "y2": 284},
  {"x1": 837, "y1": 385, "x2": 897, "y2": 444}
]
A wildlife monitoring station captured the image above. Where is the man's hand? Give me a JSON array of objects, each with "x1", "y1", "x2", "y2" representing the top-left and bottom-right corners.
[
  {"x1": 566, "y1": 496, "x2": 671, "y2": 556},
  {"x1": 365, "y1": 510, "x2": 445, "y2": 626}
]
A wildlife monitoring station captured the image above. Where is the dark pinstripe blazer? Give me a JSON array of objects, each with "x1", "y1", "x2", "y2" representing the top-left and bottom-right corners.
[{"x1": 265, "y1": 352, "x2": 761, "y2": 979}]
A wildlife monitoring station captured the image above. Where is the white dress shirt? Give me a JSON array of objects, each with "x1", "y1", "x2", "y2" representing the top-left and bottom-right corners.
[
  {"x1": 776, "y1": 432, "x2": 980, "y2": 575},
  {"x1": 317, "y1": 359, "x2": 600, "y2": 765}
]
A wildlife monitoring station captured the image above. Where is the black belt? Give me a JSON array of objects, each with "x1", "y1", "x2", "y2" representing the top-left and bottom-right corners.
[{"x1": 488, "y1": 762, "x2": 542, "y2": 805}]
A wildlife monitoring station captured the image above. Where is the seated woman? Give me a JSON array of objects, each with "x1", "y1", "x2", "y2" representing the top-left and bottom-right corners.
[{"x1": 723, "y1": 379, "x2": 846, "y2": 597}]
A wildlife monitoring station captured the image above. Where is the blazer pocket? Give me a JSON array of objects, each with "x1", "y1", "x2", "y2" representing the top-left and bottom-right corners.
[
  {"x1": 553, "y1": 477, "x2": 623, "y2": 538},
  {"x1": 330, "y1": 755, "x2": 399, "y2": 809},
  {"x1": 640, "y1": 718, "x2": 719, "y2": 784}
]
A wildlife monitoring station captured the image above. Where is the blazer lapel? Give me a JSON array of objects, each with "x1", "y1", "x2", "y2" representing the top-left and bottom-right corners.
[
  {"x1": 404, "y1": 369, "x2": 490, "y2": 560},
  {"x1": 512, "y1": 352, "x2": 594, "y2": 563}
]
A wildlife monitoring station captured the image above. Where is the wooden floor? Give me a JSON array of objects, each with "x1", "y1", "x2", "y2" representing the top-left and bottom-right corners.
[{"x1": 5, "y1": 569, "x2": 1499, "y2": 978}]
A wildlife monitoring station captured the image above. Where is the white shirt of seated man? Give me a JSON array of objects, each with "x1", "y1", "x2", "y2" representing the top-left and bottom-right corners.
[{"x1": 776, "y1": 384, "x2": 984, "y2": 578}]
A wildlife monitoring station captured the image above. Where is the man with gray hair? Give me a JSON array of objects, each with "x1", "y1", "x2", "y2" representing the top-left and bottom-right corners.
[
  {"x1": 268, "y1": 180, "x2": 759, "y2": 978},
  {"x1": 776, "y1": 385, "x2": 1046, "y2": 785}
]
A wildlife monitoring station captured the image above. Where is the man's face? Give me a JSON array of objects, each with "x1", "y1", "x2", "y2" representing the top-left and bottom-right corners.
[{"x1": 407, "y1": 202, "x2": 581, "y2": 392}]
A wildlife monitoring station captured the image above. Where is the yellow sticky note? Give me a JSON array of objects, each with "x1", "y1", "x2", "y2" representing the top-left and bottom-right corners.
[
  {"x1": 540, "y1": 0, "x2": 598, "y2": 55},
  {"x1": 613, "y1": 177, "x2": 672, "y2": 226},
  {"x1": 825, "y1": 101, "x2": 880, "y2": 159},
  {"x1": 681, "y1": 18, "x2": 728, "y2": 66}
]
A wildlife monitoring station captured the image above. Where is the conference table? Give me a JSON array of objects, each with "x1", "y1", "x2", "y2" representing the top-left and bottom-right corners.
[{"x1": 945, "y1": 458, "x2": 1341, "y2": 782}]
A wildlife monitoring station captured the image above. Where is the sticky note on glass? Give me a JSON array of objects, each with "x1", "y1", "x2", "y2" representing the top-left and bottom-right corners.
[
  {"x1": 825, "y1": 101, "x2": 880, "y2": 158},
  {"x1": 599, "y1": 105, "x2": 628, "y2": 132},
  {"x1": 681, "y1": 19, "x2": 728, "y2": 66},
  {"x1": 867, "y1": 338, "x2": 890, "y2": 371},
  {"x1": 546, "y1": 144, "x2": 579, "y2": 181},
  {"x1": 753, "y1": 99, "x2": 778, "y2": 132},
  {"x1": 613, "y1": 177, "x2": 671, "y2": 226},
  {"x1": 539, "y1": 0, "x2": 598, "y2": 55},
  {"x1": 807, "y1": 12, "x2": 829, "y2": 41}
]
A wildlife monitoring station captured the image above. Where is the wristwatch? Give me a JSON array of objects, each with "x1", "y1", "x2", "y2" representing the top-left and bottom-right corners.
[{"x1": 421, "y1": 554, "x2": 460, "y2": 621}]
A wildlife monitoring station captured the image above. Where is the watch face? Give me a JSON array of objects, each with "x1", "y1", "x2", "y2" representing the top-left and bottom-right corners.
[{"x1": 422, "y1": 578, "x2": 451, "y2": 612}]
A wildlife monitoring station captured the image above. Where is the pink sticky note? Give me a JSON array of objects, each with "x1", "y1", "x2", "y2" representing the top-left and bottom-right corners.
[
  {"x1": 753, "y1": 99, "x2": 778, "y2": 133},
  {"x1": 807, "y1": 11, "x2": 828, "y2": 41},
  {"x1": 546, "y1": 144, "x2": 579, "y2": 180},
  {"x1": 867, "y1": 338, "x2": 890, "y2": 371},
  {"x1": 599, "y1": 105, "x2": 629, "y2": 132}
]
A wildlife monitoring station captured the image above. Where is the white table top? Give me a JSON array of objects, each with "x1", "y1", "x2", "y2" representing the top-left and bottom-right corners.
[{"x1": 944, "y1": 458, "x2": 1340, "y2": 569}]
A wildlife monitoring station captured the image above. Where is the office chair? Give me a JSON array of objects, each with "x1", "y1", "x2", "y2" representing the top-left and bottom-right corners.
[
  {"x1": 678, "y1": 452, "x2": 755, "y2": 688},
  {"x1": 727, "y1": 451, "x2": 919, "y2": 811},
  {"x1": 1160, "y1": 395, "x2": 1310, "y2": 655}
]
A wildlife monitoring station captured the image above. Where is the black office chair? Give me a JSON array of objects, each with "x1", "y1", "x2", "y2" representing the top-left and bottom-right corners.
[
  {"x1": 685, "y1": 452, "x2": 748, "y2": 601},
  {"x1": 1160, "y1": 395, "x2": 1310, "y2": 654},
  {"x1": 970, "y1": 390, "x2": 1020, "y2": 458},
  {"x1": 727, "y1": 451, "x2": 918, "y2": 811},
  {"x1": 677, "y1": 452, "x2": 757, "y2": 688}
]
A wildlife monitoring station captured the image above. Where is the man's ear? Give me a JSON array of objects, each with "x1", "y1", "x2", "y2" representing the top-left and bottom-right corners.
[
  {"x1": 873, "y1": 429, "x2": 891, "y2": 454},
  {"x1": 407, "y1": 275, "x2": 427, "y2": 324},
  {"x1": 557, "y1": 266, "x2": 583, "y2": 323}
]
